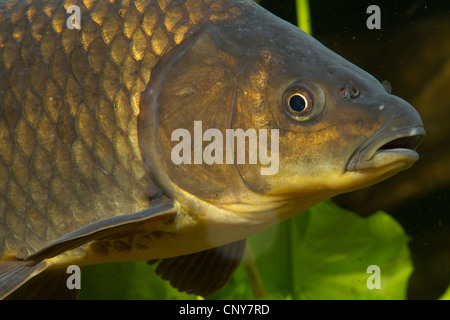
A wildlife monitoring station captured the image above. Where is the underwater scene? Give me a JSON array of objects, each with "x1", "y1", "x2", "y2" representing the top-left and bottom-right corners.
[
  {"x1": 0, "y1": 0, "x2": 448, "y2": 301},
  {"x1": 79, "y1": 0, "x2": 450, "y2": 300}
]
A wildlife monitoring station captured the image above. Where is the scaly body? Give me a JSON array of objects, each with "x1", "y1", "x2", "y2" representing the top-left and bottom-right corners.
[{"x1": 0, "y1": 0, "x2": 245, "y2": 264}]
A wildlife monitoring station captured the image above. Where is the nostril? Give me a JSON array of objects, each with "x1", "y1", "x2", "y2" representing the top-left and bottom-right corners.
[
  {"x1": 351, "y1": 86, "x2": 360, "y2": 98},
  {"x1": 339, "y1": 87, "x2": 350, "y2": 99},
  {"x1": 339, "y1": 86, "x2": 360, "y2": 99}
]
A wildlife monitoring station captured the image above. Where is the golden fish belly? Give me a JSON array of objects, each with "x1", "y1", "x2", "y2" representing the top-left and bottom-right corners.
[
  {"x1": 0, "y1": 0, "x2": 243, "y2": 262},
  {"x1": 43, "y1": 195, "x2": 319, "y2": 269}
]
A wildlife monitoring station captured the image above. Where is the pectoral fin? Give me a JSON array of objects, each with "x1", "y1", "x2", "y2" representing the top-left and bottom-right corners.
[
  {"x1": 0, "y1": 260, "x2": 48, "y2": 299},
  {"x1": 26, "y1": 198, "x2": 178, "y2": 264},
  {"x1": 150, "y1": 239, "x2": 246, "y2": 297},
  {"x1": 4, "y1": 268, "x2": 79, "y2": 300}
]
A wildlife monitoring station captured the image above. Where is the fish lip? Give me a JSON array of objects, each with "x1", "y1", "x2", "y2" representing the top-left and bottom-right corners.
[{"x1": 346, "y1": 126, "x2": 426, "y2": 170}]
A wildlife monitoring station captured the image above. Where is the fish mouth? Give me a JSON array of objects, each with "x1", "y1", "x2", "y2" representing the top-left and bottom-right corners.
[{"x1": 346, "y1": 126, "x2": 426, "y2": 171}]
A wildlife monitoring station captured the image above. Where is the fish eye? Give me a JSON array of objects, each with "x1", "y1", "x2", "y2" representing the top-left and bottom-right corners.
[
  {"x1": 283, "y1": 85, "x2": 314, "y2": 120},
  {"x1": 289, "y1": 94, "x2": 307, "y2": 112}
]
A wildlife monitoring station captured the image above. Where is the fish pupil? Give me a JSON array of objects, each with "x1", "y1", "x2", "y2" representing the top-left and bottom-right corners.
[{"x1": 289, "y1": 94, "x2": 307, "y2": 113}]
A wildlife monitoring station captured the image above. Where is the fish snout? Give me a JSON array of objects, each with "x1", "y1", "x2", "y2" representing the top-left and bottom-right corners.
[{"x1": 346, "y1": 95, "x2": 426, "y2": 171}]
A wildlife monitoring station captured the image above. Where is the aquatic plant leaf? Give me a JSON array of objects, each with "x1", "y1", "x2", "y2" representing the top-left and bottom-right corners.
[
  {"x1": 210, "y1": 200, "x2": 413, "y2": 300},
  {"x1": 440, "y1": 285, "x2": 450, "y2": 300},
  {"x1": 79, "y1": 261, "x2": 195, "y2": 300}
]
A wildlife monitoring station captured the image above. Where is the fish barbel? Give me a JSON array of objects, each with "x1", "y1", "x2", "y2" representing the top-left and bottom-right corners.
[{"x1": 0, "y1": 0, "x2": 425, "y2": 298}]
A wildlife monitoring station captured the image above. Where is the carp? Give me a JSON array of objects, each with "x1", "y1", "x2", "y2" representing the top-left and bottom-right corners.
[{"x1": 0, "y1": 0, "x2": 425, "y2": 298}]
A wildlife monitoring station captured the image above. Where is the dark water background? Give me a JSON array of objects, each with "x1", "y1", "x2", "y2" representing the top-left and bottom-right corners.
[{"x1": 257, "y1": 0, "x2": 450, "y2": 299}]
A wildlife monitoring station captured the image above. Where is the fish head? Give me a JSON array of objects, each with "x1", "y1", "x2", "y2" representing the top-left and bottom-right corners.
[
  {"x1": 212, "y1": 4, "x2": 426, "y2": 202},
  {"x1": 138, "y1": 2, "x2": 425, "y2": 219}
]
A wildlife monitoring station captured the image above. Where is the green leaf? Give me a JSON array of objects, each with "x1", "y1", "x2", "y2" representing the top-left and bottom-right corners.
[
  {"x1": 79, "y1": 261, "x2": 195, "y2": 300},
  {"x1": 210, "y1": 200, "x2": 413, "y2": 300},
  {"x1": 440, "y1": 285, "x2": 450, "y2": 300}
]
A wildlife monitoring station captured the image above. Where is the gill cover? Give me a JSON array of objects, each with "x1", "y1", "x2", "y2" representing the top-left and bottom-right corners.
[{"x1": 138, "y1": 22, "x2": 269, "y2": 204}]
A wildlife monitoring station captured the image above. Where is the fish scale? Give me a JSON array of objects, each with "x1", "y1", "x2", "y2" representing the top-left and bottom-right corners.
[{"x1": 0, "y1": 0, "x2": 242, "y2": 261}]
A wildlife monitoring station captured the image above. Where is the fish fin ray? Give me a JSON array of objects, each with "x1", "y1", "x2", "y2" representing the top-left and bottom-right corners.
[
  {"x1": 26, "y1": 198, "x2": 177, "y2": 263},
  {"x1": 153, "y1": 239, "x2": 246, "y2": 297},
  {"x1": 4, "y1": 268, "x2": 79, "y2": 300},
  {"x1": 0, "y1": 260, "x2": 48, "y2": 300}
]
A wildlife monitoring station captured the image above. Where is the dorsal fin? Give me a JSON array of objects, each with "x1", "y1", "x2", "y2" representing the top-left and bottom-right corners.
[{"x1": 151, "y1": 239, "x2": 246, "y2": 297}]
